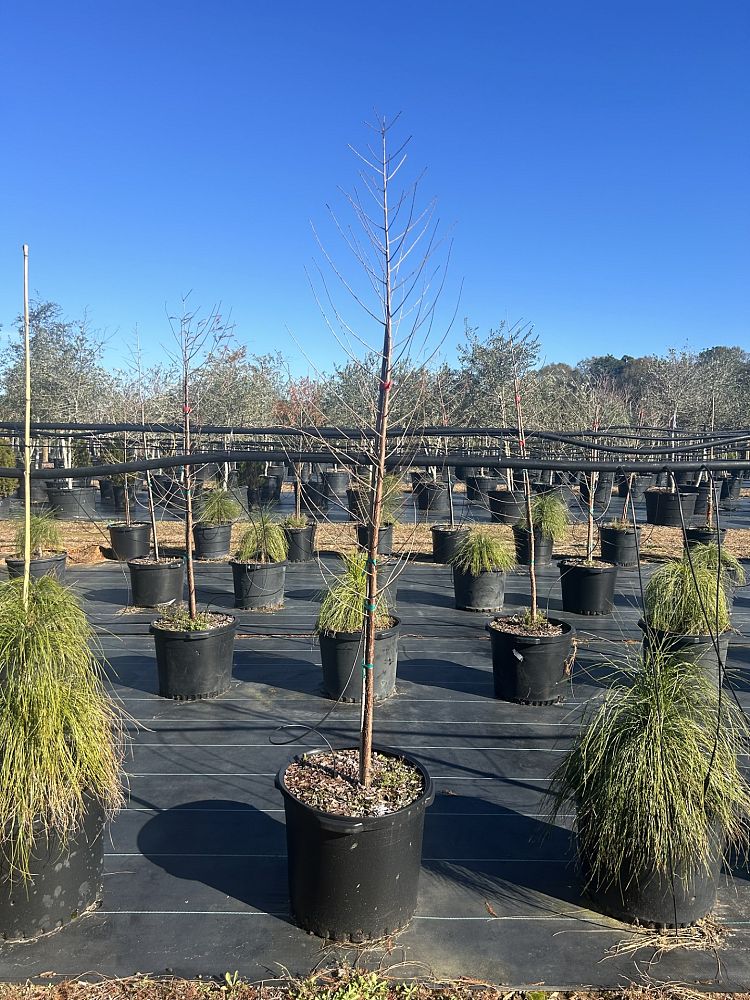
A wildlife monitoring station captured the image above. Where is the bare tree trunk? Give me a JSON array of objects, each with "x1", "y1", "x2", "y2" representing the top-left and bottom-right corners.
[
  {"x1": 510, "y1": 345, "x2": 536, "y2": 620},
  {"x1": 183, "y1": 361, "x2": 197, "y2": 619}
]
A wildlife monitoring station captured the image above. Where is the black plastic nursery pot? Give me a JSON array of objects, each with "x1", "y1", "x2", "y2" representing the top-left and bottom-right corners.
[
  {"x1": 356, "y1": 523, "x2": 394, "y2": 556},
  {"x1": 488, "y1": 488, "x2": 525, "y2": 525},
  {"x1": 151, "y1": 615, "x2": 237, "y2": 700},
  {"x1": 17, "y1": 479, "x2": 49, "y2": 504},
  {"x1": 275, "y1": 746, "x2": 434, "y2": 942},
  {"x1": 431, "y1": 524, "x2": 469, "y2": 564},
  {"x1": 111, "y1": 483, "x2": 138, "y2": 512},
  {"x1": 297, "y1": 480, "x2": 329, "y2": 516},
  {"x1": 98, "y1": 478, "x2": 115, "y2": 505},
  {"x1": 684, "y1": 525, "x2": 728, "y2": 548},
  {"x1": 644, "y1": 489, "x2": 697, "y2": 526},
  {"x1": 231, "y1": 560, "x2": 286, "y2": 610},
  {"x1": 466, "y1": 475, "x2": 498, "y2": 505},
  {"x1": 108, "y1": 522, "x2": 151, "y2": 561},
  {"x1": 48, "y1": 486, "x2": 97, "y2": 520},
  {"x1": 347, "y1": 488, "x2": 369, "y2": 522},
  {"x1": 193, "y1": 523, "x2": 232, "y2": 559},
  {"x1": 581, "y1": 829, "x2": 723, "y2": 928},
  {"x1": 616, "y1": 474, "x2": 654, "y2": 501},
  {"x1": 323, "y1": 470, "x2": 349, "y2": 500},
  {"x1": 512, "y1": 526, "x2": 554, "y2": 566},
  {"x1": 688, "y1": 482, "x2": 723, "y2": 519},
  {"x1": 5, "y1": 552, "x2": 67, "y2": 583},
  {"x1": 418, "y1": 482, "x2": 450, "y2": 515},
  {"x1": 452, "y1": 566, "x2": 506, "y2": 612},
  {"x1": 487, "y1": 617, "x2": 575, "y2": 705},
  {"x1": 580, "y1": 472, "x2": 615, "y2": 506},
  {"x1": 319, "y1": 618, "x2": 400, "y2": 702},
  {"x1": 600, "y1": 525, "x2": 641, "y2": 567},
  {"x1": 639, "y1": 619, "x2": 730, "y2": 687},
  {"x1": 0, "y1": 799, "x2": 105, "y2": 941},
  {"x1": 284, "y1": 523, "x2": 317, "y2": 563},
  {"x1": 720, "y1": 475, "x2": 743, "y2": 504},
  {"x1": 128, "y1": 559, "x2": 184, "y2": 608},
  {"x1": 559, "y1": 560, "x2": 618, "y2": 616}
]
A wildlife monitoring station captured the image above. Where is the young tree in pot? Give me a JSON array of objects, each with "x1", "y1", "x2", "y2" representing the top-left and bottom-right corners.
[
  {"x1": 104, "y1": 438, "x2": 151, "y2": 562},
  {"x1": 559, "y1": 468, "x2": 618, "y2": 615},
  {"x1": 316, "y1": 552, "x2": 399, "y2": 701},
  {"x1": 281, "y1": 513, "x2": 317, "y2": 563},
  {"x1": 513, "y1": 492, "x2": 568, "y2": 567},
  {"x1": 641, "y1": 559, "x2": 732, "y2": 684},
  {"x1": 193, "y1": 487, "x2": 241, "y2": 560},
  {"x1": 355, "y1": 472, "x2": 402, "y2": 556},
  {"x1": 600, "y1": 475, "x2": 642, "y2": 567},
  {"x1": 0, "y1": 247, "x2": 124, "y2": 939},
  {"x1": 6, "y1": 512, "x2": 67, "y2": 582},
  {"x1": 487, "y1": 328, "x2": 575, "y2": 705},
  {"x1": 449, "y1": 527, "x2": 516, "y2": 612},
  {"x1": 549, "y1": 652, "x2": 750, "y2": 926},
  {"x1": 230, "y1": 510, "x2": 288, "y2": 610},
  {"x1": 275, "y1": 119, "x2": 438, "y2": 942},
  {"x1": 150, "y1": 300, "x2": 237, "y2": 700}
]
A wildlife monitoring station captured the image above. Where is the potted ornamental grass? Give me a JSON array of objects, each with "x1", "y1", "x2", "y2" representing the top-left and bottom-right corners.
[
  {"x1": 354, "y1": 472, "x2": 402, "y2": 556},
  {"x1": 641, "y1": 558, "x2": 732, "y2": 683},
  {"x1": 275, "y1": 120, "x2": 435, "y2": 943},
  {"x1": 559, "y1": 470, "x2": 618, "y2": 616},
  {"x1": 149, "y1": 301, "x2": 237, "y2": 700},
  {"x1": 600, "y1": 475, "x2": 642, "y2": 567},
  {"x1": 316, "y1": 552, "x2": 399, "y2": 701},
  {"x1": 230, "y1": 509, "x2": 288, "y2": 610},
  {"x1": 512, "y1": 492, "x2": 569, "y2": 567},
  {"x1": 6, "y1": 512, "x2": 67, "y2": 582},
  {"x1": 193, "y1": 487, "x2": 241, "y2": 560},
  {"x1": 282, "y1": 513, "x2": 317, "y2": 563},
  {"x1": 686, "y1": 542, "x2": 745, "y2": 606},
  {"x1": 449, "y1": 527, "x2": 516, "y2": 612},
  {"x1": 549, "y1": 651, "x2": 750, "y2": 926}
]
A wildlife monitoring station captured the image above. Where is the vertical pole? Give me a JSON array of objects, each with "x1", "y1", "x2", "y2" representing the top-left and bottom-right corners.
[{"x1": 22, "y1": 245, "x2": 32, "y2": 607}]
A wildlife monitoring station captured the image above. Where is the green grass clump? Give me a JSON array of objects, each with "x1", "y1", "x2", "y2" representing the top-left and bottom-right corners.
[
  {"x1": 316, "y1": 552, "x2": 391, "y2": 634},
  {"x1": 449, "y1": 528, "x2": 516, "y2": 575},
  {"x1": 646, "y1": 559, "x2": 730, "y2": 635},
  {"x1": 195, "y1": 488, "x2": 241, "y2": 526},
  {"x1": 283, "y1": 514, "x2": 309, "y2": 530},
  {"x1": 235, "y1": 511, "x2": 288, "y2": 564},
  {"x1": 549, "y1": 653, "x2": 750, "y2": 887},
  {"x1": 0, "y1": 576, "x2": 123, "y2": 877},
  {"x1": 14, "y1": 512, "x2": 63, "y2": 558},
  {"x1": 519, "y1": 493, "x2": 569, "y2": 540},
  {"x1": 687, "y1": 543, "x2": 746, "y2": 587}
]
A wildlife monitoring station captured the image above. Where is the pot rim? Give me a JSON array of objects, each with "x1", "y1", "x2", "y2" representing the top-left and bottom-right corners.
[
  {"x1": 229, "y1": 558, "x2": 288, "y2": 569},
  {"x1": 486, "y1": 615, "x2": 575, "y2": 645},
  {"x1": 558, "y1": 558, "x2": 618, "y2": 574},
  {"x1": 127, "y1": 557, "x2": 184, "y2": 570},
  {"x1": 150, "y1": 614, "x2": 237, "y2": 640},
  {"x1": 6, "y1": 550, "x2": 67, "y2": 565},
  {"x1": 318, "y1": 615, "x2": 402, "y2": 642},
  {"x1": 637, "y1": 618, "x2": 729, "y2": 644},
  {"x1": 275, "y1": 743, "x2": 435, "y2": 832}
]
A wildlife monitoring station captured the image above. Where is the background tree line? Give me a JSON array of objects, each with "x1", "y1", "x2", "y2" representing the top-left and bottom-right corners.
[{"x1": 1, "y1": 300, "x2": 748, "y2": 433}]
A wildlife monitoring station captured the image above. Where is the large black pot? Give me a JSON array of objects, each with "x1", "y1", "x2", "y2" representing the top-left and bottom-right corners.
[
  {"x1": 48, "y1": 486, "x2": 97, "y2": 520},
  {"x1": 347, "y1": 488, "x2": 369, "y2": 522},
  {"x1": 639, "y1": 619, "x2": 730, "y2": 687},
  {"x1": 6, "y1": 551, "x2": 67, "y2": 583},
  {"x1": 231, "y1": 560, "x2": 286, "y2": 609},
  {"x1": 452, "y1": 566, "x2": 506, "y2": 612},
  {"x1": 0, "y1": 798, "x2": 104, "y2": 940},
  {"x1": 356, "y1": 523, "x2": 394, "y2": 556},
  {"x1": 275, "y1": 746, "x2": 434, "y2": 942},
  {"x1": 487, "y1": 617, "x2": 575, "y2": 705},
  {"x1": 112, "y1": 483, "x2": 138, "y2": 512},
  {"x1": 108, "y1": 522, "x2": 152, "y2": 561},
  {"x1": 297, "y1": 480, "x2": 329, "y2": 516},
  {"x1": 617, "y1": 474, "x2": 654, "y2": 501},
  {"x1": 644, "y1": 489, "x2": 697, "y2": 527},
  {"x1": 488, "y1": 488, "x2": 525, "y2": 525},
  {"x1": 689, "y1": 482, "x2": 723, "y2": 519},
  {"x1": 466, "y1": 475, "x2": 498, "y2": 505},
  {"x1": 151, "y1": 615, "x2": 236, "y2": 699},
  {"x1": 323, "y1": 470, "x2": 349, "y2": 500},
  {"x1": 685, "y1": 525, "x2": 727, "y2": 549},
  {"x1": 99, "y1": 478, "x2": 115, "y2": 506},
  {"x1": 512, "y1": 526, "x2": 554, "y2": 566},
  {"x1": 600, "y1": 524, "x2": 640, "y2": 567},
  {"x1": 559, "y1": 560, "x2": 617, "y2": 615},
  {"x1": 193, "y1": 523, "x2": 232, "y2": 559},
  {"x1": 128, "y1": 559, "x2": 184, "y2": 607},
  {"x1": 580, "y1": 472, "x2": 615, "y2": 506},
  {"x1": 720, "y1": 475, "x2": 743, "y2": 506},
  {"x1": 431, "y1": 525, "x2": 469, "y2": 564},
  {"x1": 581, "y1": 827, "x2": 723, "y2": 927},
  {"x1": 319, "y1": 618, "x2": 400, "y2": 701},
  {"x1": 418, "y1": 482, "x2": 450, "y2": 515},
  {"x1": 284, "y1": 523, "x2": 317, "y2": 563},
  {"x1": 16, "y1": 479, "x2": 48, "y2": 504}
]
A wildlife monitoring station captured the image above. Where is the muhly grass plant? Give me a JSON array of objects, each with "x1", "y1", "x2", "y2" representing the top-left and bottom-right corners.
[
  {"x1": 519, "y1": 492, "x2": 569, "y2": 541},
  {"x1": 449, "y1": 528, "x2": 516, "y2": 576},
  {"x1": 549, "y1": 652, "x2": 750, "y2": 887},
  {"x1": 283, "y1": 514, "x2": 309, "y2": 530},
  {"x1": 687, "y1": 543, "x2": 746, "y2": 587},
  {"x1": 645, "y1": 560, "x2": 731, "y2": 635},
  {"x1": 14, "y1": 512, "x2": 63, "y2": 558},
  {"x1": 316, "y1": 553, "x2": 391, "y2": 635},
  {"x1": 235, "y1": 511, "x2": 288, "y2": 564},
  {"x1": 0, "y1": 576, "x2": 123, "y2": 877},
  {"x1": 195, "y1": 487, "x2": 241, "y2": 526}
]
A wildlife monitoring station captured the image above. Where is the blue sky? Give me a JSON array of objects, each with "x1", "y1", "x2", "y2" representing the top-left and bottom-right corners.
[{"x1": 0, "y1": 1, "x2": 747, "y2": 375}]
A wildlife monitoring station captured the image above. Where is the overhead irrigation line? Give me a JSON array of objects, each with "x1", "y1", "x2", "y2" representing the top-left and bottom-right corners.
[{"x1": 2, "y1": 450, "x2": 748, "y2": 482}]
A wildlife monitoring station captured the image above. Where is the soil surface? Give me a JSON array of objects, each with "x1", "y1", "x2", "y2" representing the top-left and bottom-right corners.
[
  {"x1": 283, "y1": 748, "x2": 424, "y2": 817},
  {"x1": 489, "y1": 614, "x2": 564, "y2": 637}
]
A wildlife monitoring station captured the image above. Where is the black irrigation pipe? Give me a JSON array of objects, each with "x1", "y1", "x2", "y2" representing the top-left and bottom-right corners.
[{"x1": 3, "y1": 450, "x2": 749, "y2": 482}]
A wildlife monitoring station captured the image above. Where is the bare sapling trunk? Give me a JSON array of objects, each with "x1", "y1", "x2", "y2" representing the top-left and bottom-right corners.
[
  {"x1": 123, "y1": 430, "x2": 131, "y2": 527},
  {"x1": 586, "y1": 471, "x2": 597, "y2": 562},
  {"x1": 510, "y1": 341, "x2": 536, "y2": 621},
  {"x1": 500, "y1": 397, "x2": 513, "y2": 492},
  {"x1": 22, "y1": 245, "x2": 32, "y2": 607},
  {"x1": 183, "y1": 361, "x2": 197, "y2": 619}
]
